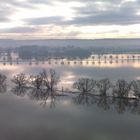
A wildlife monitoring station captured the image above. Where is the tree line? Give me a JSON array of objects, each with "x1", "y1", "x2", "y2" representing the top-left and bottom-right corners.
[
  {"x1": 1, "y1": 69, "x2": 140, "y2": 111},
  {"x1": 0, "y1": 70, "x2": 140, "y2": 99},
  {"x1": 16, "y1": 46, "x2": 90, "y2": 60}
]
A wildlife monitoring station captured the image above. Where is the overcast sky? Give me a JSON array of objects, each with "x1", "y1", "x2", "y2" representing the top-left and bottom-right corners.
[{"x1": 0, "y1": 0, "x2": 140, "y2": 39}]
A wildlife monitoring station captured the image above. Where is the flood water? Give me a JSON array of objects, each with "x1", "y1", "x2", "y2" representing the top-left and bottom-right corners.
[{"x1": 1, "y1": 60, "x2": 140, "y2": 140}]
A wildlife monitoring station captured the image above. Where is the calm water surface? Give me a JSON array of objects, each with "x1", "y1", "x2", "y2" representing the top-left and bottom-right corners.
[{"x1": 0, "y1": 61, "x2": 140, "y2": 140}]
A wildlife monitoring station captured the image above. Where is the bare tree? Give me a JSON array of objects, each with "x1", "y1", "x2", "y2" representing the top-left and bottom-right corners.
[
  {"x1": 28, "y1": 69, "x2": 59, "y2": 106},
  {"x1": 28, "y1": 74, "x2": 45, "y2": 100},
  {"x1": 29, "y1": 75, "x2": 43, "y2": 90},
  {"x1": 113, "y1": 80, "x2": 131, "y2": 98},
  {"x1": 96, "y1": 79, "x2": 111, "y2": 96},
  {"x1": 73, "y1": 78, "x2": 96, "y2": 105},
  {"x1": 11, "y1": 73, "x2": 29, "y2": 96},
  {"x1": 40, "y1": 69, "x2": 60, "y2": 97},
  {"x1": 131, "y1": 80, "x2": 140, "y2": 98},
  {"x1": 11, "y1": 73, "x2": 28, "y2": 88},
  {"x1": 73, "y1": 78, "x2": 96, "y2": 94}
]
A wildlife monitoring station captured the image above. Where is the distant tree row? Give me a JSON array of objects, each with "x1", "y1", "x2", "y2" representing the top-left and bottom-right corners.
[
  {"x1": 16, "y1": 46, "x2": 91, "y2": 60},
  {"x1": 14, "y1": 45, "x2": 140, "y2": 61}
]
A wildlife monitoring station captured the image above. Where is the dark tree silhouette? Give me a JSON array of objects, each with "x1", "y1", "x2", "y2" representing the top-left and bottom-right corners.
[
  {"x1": 11, "y1": 73, "x2": 28, "y2": 88},
  {"x1": 11, "y1": 73, "x2": 28, "y2": 96},
  {"x1": 96, "y1": 79, "x2": 111, "y2": 96},
  {"x1": 40, "y1": 69, "x2": 60, "y2": 97},
  {"x1": 131, "y1": 80, "x2": 140, "y2": 98},
  {"x1": 28, "y1": 74, "x2": 45, "y2": 100},
  {"x1": 113, "y1": 80, "x2": 131, "y2": 98},
  {"x1": 29, "y1": 75, "x2": 43, "y2": 90},
  {"x1": 28, "y1": 69, "x2": 60, "y2": 108},
  {"x1": 73, "y1": 78, "x2": 96, "y2": 94},
  {"x1": 73, "y1": 78, "x2": 96, "y2": 105}
]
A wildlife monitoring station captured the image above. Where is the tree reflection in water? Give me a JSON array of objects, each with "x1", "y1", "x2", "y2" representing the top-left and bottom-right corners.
[
  {"x1": 73, "y1": 93, "x2": 96, "y2": 105},
  {"x1": 96, "y1": 96, "x2": 111, "y2": 110},
  {"x1": 0, "y1": 74, "x2": 7, "y2": 93},
  {"x1": 11, "y1": 86, "x2": 28, "y2": 97},
  {"x1": 29, "y1": 88, "x2": 57, "y2": 108},
  {"x1": 28, "y1": 69, "x2": 60, "y2": 108},
  {"x1": 112, "y1": 97, "x2": 131, "y2": 114},
  {"x1": 73, "y1": 92, "x2": 140, "y2": 115},
  {"x1": 131, "y1": 100, "x2": 140, "y2": 114},
  {"x1": 2, "y1": 70, "x2": 140, "y2": 114},
  {"x1": 8, "y1": 82, "x2": 140, "y2": 113}
]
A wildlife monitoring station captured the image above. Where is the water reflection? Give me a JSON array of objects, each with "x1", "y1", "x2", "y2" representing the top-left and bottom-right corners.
[
  {"x1": 73, "y1": 94, "x2": 140, "y2": 115},
  {"x1": 11, "y1": 86, "x2": 28, "y2": 97},
  {"x1": 0, "y1": 74, "x2": 7, "y2": 93},
  {"x1": 112, "y1": 97, "x2": 131, "y2": 114},
  {"x1": 73, "y1": 93, "x2": 96, "y2": 105},
  {"x1": 29, "y1": 88, "x2": 57, "y2": 108},
  {"x1": 11, "y1": 82, "x2": 140, "y2": 115},
  {"x1": 10, "y1": 69, "x2": 61, "y2": 108},
  {"x1": 40, "y1": 96, "x2": 56, "y2": 108},
  {"x1": 96, "y1": 96, "x2": 111, "y2": 110},
  {"x1": 2, "y1": 69, "x2": 140, "y2": 114},
  {"x1": 2, "y1": 58, "x2": 140, "y2": 140},
  {"x1": 0, "y1": 85, "x2": 7, "y2": 93},
  {"x1": 2, "y1": 59, "x2": 140, "y2": 68}
]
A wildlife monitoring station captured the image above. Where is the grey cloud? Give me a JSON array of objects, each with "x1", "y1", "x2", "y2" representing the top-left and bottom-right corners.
[
  {"x1": 0, "y1": 0, "x2": 37, "y2": 22},
  {"x1": 26, "y1": 16, "x2": 65, "y2": 25},
  {"x1": 1, "y1": 0, "x2": 140, "y2": 35},
  {"x1": 28, "y1": 0, "x2": 51, "y2": 4},
  {"x1": 1, "y1": 0, "x2": 36, "y2": 9},
  {"x1": 66, "y1": 10, "x2": 140, "y2": 25},
  {"x1": 67, "y1": 0, "x2": 140, "y2": 25},
  {"x1": 0, "y1": 27, "x2": 38, "y2": 33},
  {"x1": 24, "y1": 0, "x2": 140, "y2": 26}
]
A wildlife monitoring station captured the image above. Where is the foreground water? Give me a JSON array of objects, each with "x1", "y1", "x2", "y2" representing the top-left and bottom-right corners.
[{"x1": 1, "y1": 61, "x2": 140, "y2": 140}]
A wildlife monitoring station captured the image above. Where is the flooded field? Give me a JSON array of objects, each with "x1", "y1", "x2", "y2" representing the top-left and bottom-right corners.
[{"x1": 1, "y1": 60, "x2": 140, "y2": 140}]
